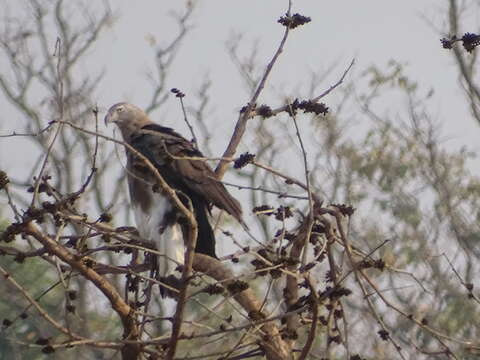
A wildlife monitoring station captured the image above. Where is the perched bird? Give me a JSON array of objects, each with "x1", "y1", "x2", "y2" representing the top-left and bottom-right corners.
[{"x1": 104, "y1": 102, "x2": 244, "y2": 281}]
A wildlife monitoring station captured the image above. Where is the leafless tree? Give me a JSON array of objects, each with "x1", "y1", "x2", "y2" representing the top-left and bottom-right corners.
[{"x1": 1, "y1": 1, "x2": 480, "y2": 360}]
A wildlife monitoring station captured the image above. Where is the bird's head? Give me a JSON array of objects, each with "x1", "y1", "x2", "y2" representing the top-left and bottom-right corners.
[
  {"x1": 104, "y1": 102, "x2": 150, "y2": 141},
  {"x1": 104, "y1": 102, "x2": 144, "y2": 126}
]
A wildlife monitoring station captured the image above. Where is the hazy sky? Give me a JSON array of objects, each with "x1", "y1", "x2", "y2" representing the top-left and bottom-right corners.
[
  {"x1": 1, "y1": 0, "x2": 479, "y2": 191},
  {"x1": 95, "y1": 0, "x2": 479, "y2": 143}
]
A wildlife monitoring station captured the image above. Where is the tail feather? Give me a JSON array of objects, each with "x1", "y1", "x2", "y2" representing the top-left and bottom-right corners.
[
  {"x1": 158, "y1": 197, "x2": 217, "y2": 297},
  {"x1": 194, "y1": 200, "x2": 217, "y2": 258}
]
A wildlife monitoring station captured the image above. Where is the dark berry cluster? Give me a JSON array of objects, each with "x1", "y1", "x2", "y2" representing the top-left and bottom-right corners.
[
  {"x1": 332, "y1": 203, "x2": 356, "y2": 216},
  {"x1": 278, "y1": 13, "x2": 311, "y2": 29},
  {"x1": 441, "y1": 32, "x2": 480, "y2": 53},
  {"x1": 234, "y1": 152, "x2": 255, "y2": 169},
  {"x1": 257, "y1": 104, "x2": 274, "y2": 118},
  {"x1": 287, "y1": 99, "x2": 329, "y2": 116},
  {"x1": 170, "y1": 88, "x2": 185, "y2": 98}
]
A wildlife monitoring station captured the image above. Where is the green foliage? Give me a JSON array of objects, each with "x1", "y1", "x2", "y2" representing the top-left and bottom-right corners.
[{"x1": 0, "y1": 237, "x2": 59, "y2": 359}]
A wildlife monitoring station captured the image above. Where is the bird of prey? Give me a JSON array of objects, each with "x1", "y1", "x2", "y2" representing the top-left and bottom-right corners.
[{"x1": 104, "y1": 102, "x2": 244, "y2": 280}]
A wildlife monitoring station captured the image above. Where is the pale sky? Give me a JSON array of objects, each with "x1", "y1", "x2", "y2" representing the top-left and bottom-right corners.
[
  {"x1": 1, "y1": 0, "x2": 479, "y2": 197},
  {"x1": 96, "y1": 0, "x2": 479, "y2": 144}
]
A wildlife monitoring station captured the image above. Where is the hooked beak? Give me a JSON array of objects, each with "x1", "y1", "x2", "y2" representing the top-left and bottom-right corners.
[{"x1": 104, "y1": 110, "x2": 112, "y2": 127}]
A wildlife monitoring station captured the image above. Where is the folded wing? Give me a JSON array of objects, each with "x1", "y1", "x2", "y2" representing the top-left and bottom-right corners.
[{"x1": 129, "y1": 124, "x2": 244, "y2": 224}]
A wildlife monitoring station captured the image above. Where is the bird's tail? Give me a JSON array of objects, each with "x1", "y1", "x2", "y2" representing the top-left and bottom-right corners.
[
  {"x1": 159, "y1": 199, "x2": 216, "y2": 298},
  {"x1": 194, "y1": 201, "x2": 217, "y2": 258}
]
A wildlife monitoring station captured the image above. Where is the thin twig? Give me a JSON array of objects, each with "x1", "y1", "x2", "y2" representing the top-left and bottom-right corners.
[
  {"x1": 252, "y1": 160, "x2": 308, "y2": 191},
  {"x1": 0, "y1": 123, "x2": 55, "y2": 138},
  {"x1": 165, "y1": 206, "x2": 198, "y2": 360},
  {"x1": 222, "y1": 180, "x2": 308, "y2": 200},
  {"x1": 3, "y1": 184, "x2": 21, "y2": 221},
  {"x1": 289, "y1": 105, "x2": 314, "y2": 266},
  {"x1": 178, "y1": 94, "x2": 199, "y2": 148},
  {"x1": 331, "y1": 208, "x2": 407, "y2": 360},
  {"x1": 311, "y1": 58, "x2": 355, "y2": 102},
  {"x1": 439, "y1": 253, "x2": 480, "y2": 303},
  {"x1": 215, "y1": 1, "x2": 293, "y2": 179},
  {"x1": 0, "y1": 264, "x2": 82, "y2": 339},
  {"x1": 30, "y1": 37, "x2": 64, "y2": 207},
  {"x1": 240, "y1": 58, "x2": 355, "y2": 119},
  {"x1": 297, "y1": 276, "x2": 319, "y2": 360}
]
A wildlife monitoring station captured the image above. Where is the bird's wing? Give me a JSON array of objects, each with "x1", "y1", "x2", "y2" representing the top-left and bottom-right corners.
[{"x1": 129, "y1": 123, "x2": 244, "y2": 223}]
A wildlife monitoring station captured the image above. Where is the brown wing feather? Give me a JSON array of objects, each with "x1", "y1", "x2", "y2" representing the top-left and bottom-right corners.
[
  {"x1": 173, "y1": 157, "x2": 243, "y2": 221},
  {"x1": 130, "y1": 126, "x2": 244, "y2": 224}
]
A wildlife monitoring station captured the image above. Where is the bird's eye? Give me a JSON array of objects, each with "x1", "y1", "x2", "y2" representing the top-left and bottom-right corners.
[{"x1": 116, "y1": 106, "x2": 124, "y2": 113}]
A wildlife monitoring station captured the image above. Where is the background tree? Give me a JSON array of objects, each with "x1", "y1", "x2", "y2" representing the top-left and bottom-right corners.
[{"x1": 1, "y1": 1, "x2": 480, "y2": 359}]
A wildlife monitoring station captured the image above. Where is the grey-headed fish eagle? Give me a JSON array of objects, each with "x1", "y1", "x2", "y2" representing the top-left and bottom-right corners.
[{"x1": 105, "y1": 102, "x2": 244, "y2": 283}]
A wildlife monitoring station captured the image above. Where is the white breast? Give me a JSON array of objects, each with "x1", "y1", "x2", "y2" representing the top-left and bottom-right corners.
[{"x1": 132, "y1": 191, "x2": 185, "y2": 278}]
